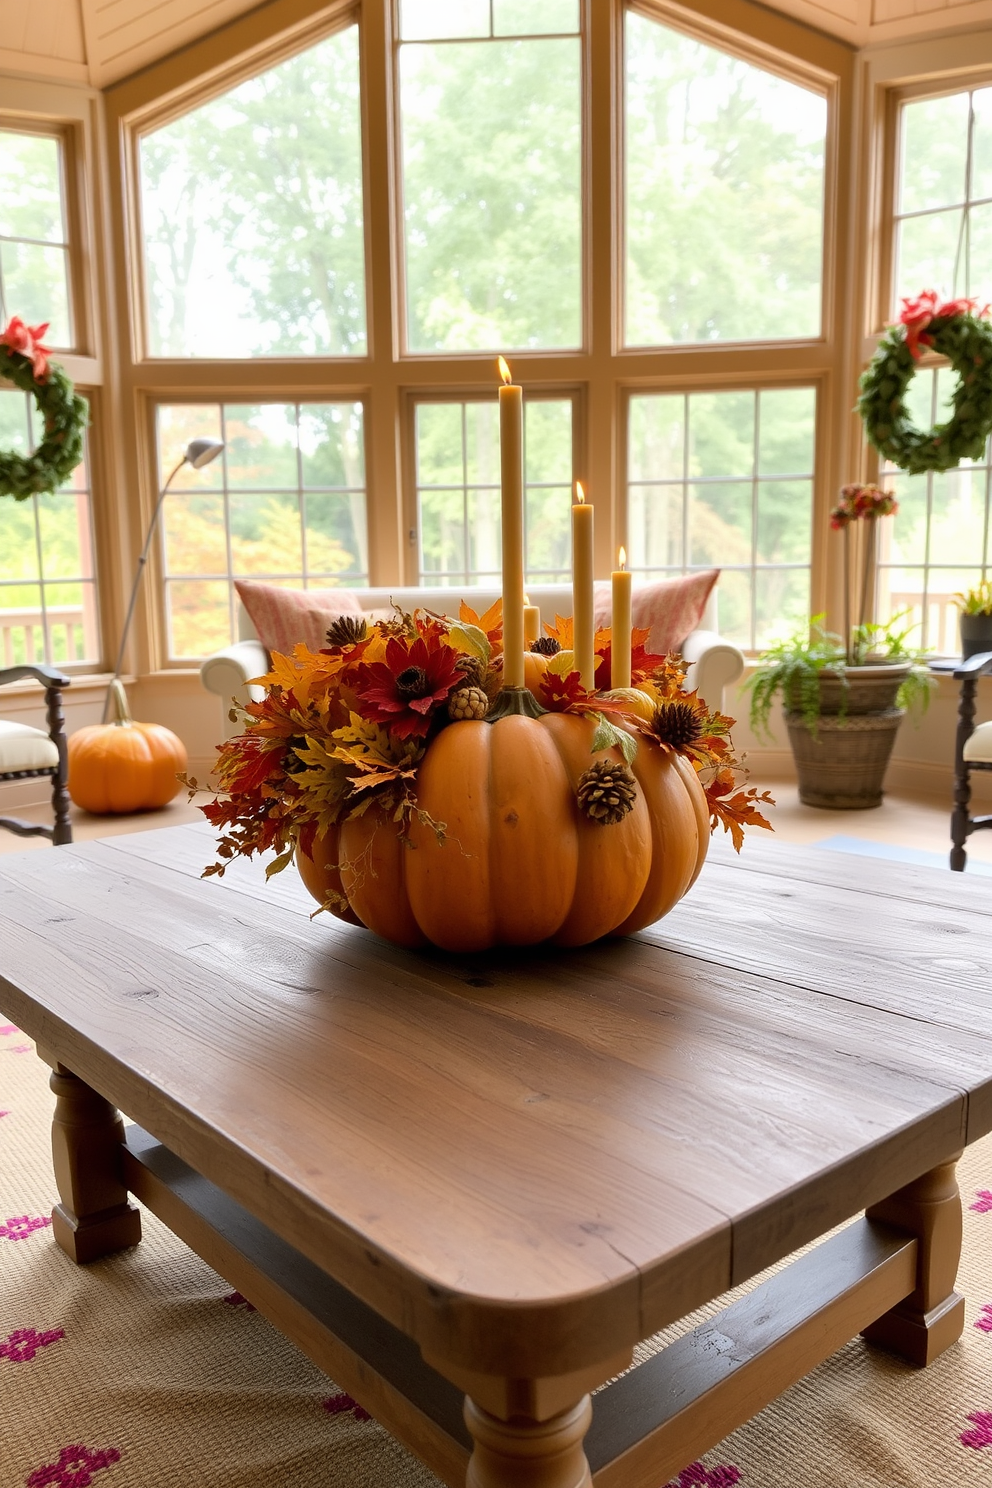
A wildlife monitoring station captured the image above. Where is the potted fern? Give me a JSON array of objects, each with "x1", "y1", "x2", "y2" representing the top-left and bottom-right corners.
[{"x1": 746, "y1": 485, "x2": 933, "y2": 809}]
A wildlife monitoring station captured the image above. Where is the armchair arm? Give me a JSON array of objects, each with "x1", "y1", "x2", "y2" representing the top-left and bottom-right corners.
[
  {"x1": 200, "y1": 640, "x2": 271, "y2": 740},
  {"x1": 0, "y1": 664, "x2": 71, "y2": 689},
  {"x1": 953, "y1": 651, "x2": 992, "y2": 679},
  {"x1": 679, "y1": 630, "x2": 745, "y2": 711}
]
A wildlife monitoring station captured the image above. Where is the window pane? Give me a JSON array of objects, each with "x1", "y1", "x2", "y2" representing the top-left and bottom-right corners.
[
  {"x1": 140, "y1": 26, "x2": 366, "y2": 358},
  {"x1": 628, "y1": 389, "x2": 815, "y2": 649},
  {"x1": 493, "y1": 0, "x2": 578, "y2": 34},
  {"x1": 0, "y1": 388, "x2": 98, "y2": 667},
  {"x1": 400, "y1": 0, "x2": 489, "y2": 39},
  {"x1": 0, "y1": 132, "x2": 65, "y2": 242},
  {"x1": 415, "y1": 398, "x2": 572, "y2": 583},
  {"x1": 0, "y1": 131, "x2": 73, "y2": 347},
  {"x1": 971, "y1": 88, "x2": 992, "y2": 203},
  {"x1": 895, "y1": 208, "x2": 962, "y2": 304},
  {"x1": 400, "y1": 37, "x2": 581, "y2": 350},
  {"x1": 898, "y1": 94, "x2": 969, "y2": 214},
  {"x1": 157, "y1": 401, "x2": 368, "y2": 657},
  {"x1": 625, "y1": 12, "x2": 826, "y2": 345}
]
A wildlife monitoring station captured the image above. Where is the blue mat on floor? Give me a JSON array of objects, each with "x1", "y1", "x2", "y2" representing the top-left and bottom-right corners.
[{"x1": 814, "y1": 834, "x2": 992, "y2": 877}]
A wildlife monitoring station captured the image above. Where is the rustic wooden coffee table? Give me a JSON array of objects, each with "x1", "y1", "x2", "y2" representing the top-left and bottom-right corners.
[{"x1": 1, "y1": 825, "x2": 990, "y2": 1488}]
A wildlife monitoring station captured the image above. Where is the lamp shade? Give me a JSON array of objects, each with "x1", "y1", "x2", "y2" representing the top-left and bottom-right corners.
[{"x1": 185, "y1": 437, "x2": 224, "y2": 470}]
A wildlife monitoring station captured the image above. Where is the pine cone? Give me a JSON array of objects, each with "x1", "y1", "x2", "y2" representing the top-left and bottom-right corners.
[
  {"x1": 531, "y1": 636, "x2": 561, "y2": 656},
  {"x1": 576, "y1": 760, "x2": 637, "y2": 825},
  {"x1": 448, "y1": 685, "x2": 489, "y2": 721},
  {"x1": 325, "y1": 614, "x2": 368, "y2": 648},
  {"x1": 455, "y1": 654, "x2": 486, "y2": 688},
  {"x1": 651, "y1": 698, "x2": 704, "y2": 750}
]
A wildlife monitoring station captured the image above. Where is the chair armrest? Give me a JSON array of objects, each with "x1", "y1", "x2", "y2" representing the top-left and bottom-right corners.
[
  {"x1": 0, "y1": 664, "x2": 71, "y2": 689},
  {"x1": 953, "y1": 651, "x2": 992, "y2": 678},
  {"x1": 200, "y1": 641, "x2": 271, "y2": 740},
  {"x1": 679, "y1": 630, "x2": 745, "y2": 711}
]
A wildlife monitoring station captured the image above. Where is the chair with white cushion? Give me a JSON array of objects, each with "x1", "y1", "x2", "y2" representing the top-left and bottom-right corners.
[
  {"x1": 0, "y1": 665, "x2": 72, "y2": 846},
  {"x1": 949, "y1": 650, "x2": 992, "y2": 871}
]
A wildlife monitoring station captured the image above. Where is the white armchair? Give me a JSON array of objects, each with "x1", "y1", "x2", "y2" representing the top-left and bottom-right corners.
[{"x1": 200, "y1": 583, "x2": 745, "y2": 740}]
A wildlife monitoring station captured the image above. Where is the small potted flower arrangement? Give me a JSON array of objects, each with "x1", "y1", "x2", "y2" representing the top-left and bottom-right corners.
[
  {"x1": 955, "y1": 578, "x2": 992, "y2": 660},
  {"x1": 746, "y1": 484, "x2": 932, "y2": 810},
  {"x1": 192, "y1": 601, "x2": 772, "y2": 953}
]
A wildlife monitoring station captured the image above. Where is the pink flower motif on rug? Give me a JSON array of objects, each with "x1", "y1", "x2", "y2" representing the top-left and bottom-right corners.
[
  {"x1": 3, "y1": 1044, "x2": 32, "y2": 1054},
  {"x1": 222, "y1": 1290, "x2": 256, "y2": 1311},
  {"x1": 970, "y1": 1190, "x2": 992, "y2": 1213},
  {"x1": 0, "y1": 1326, "x2": 65, "y2": 1362},
  {"x1": 25, "y1": 1444, "x2": 120, "y2": 1487},
  {"x1": 664, "y1": 1466, "x2": 741, "y2": 1487},
  {"x1": 323, "y1": 1392, "x2": 372, "y2": 1422},
  {"x1": 0, "y1": 1111, "x2": 8, "y2": 1119},
  {"x1": 0, "y1": 1024, "x2": 19, "y2": 1035},
  {"x1": 961, "y1": 1412, "x2": 992, "y2": 1450},
  {"x1": 975, "y1": 1305, "x2": 992, "y2": 1333},
  {"x1": 0, "y1": 1215, "x2": 51, "y2": 1241}
]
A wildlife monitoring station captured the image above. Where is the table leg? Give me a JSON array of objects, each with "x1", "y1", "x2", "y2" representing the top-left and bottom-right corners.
[
  {"x1": 50, "y1": 1066, "x2": 141, "y2": 1263},
  {"x1": 861, "y1": 1155, "x2": 964, "y2": 1366},
  {"x1": 464, "y1": 1395, "x2": 592, "y2": 1488}
]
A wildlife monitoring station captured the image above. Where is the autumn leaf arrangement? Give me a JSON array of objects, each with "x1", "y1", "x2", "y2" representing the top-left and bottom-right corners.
[{"x1": 192, "y1": 598, "x2": 772, "y2": 887}]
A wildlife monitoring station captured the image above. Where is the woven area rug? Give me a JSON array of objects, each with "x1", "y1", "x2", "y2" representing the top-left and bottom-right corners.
[{"x1": 3, "y1": 1020, "x2": 992, "y2": 1488}]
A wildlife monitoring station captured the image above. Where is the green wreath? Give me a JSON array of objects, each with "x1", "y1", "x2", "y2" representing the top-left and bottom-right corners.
[
  {"x1": 857, "y1": 295, "x2": 992, "y2": 475},
  {"x1": 0, "y1": 323, "x2": 88, "y2": 500}
]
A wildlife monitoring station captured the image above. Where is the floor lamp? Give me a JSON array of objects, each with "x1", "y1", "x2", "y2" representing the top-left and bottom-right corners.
[{"x1": 103, "y1": 436, "x2": 225, "y2": 721}]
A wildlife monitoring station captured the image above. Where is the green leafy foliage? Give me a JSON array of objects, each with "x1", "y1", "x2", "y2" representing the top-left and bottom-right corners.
[
  {"x1": 0, "y1": 348, "x2": 87, "y2": 500},
  {"x1": 745, "y1": 614, "x2": 935, "y2": 740},
  {"x1": 857, "y1": 315, "x2": 992, "y2": 474}
]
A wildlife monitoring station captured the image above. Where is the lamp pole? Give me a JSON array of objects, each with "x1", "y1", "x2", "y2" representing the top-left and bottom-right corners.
[{"x1": 103, "y1": 436, "x2": 224, "y2": 722}]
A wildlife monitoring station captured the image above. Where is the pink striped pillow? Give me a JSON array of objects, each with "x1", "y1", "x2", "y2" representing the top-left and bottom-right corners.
[
  {"x1": 235, "y1": 580, "x2": 364, "y2": 655},
  {"x1": 593, "y1": 570, "x2": 719, "y2": 655}
]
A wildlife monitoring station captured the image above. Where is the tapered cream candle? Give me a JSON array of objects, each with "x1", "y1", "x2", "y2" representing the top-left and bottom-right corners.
[
  {"x1": 523, "y1": 601, "x2": 540, "y2": 647},
  {"x1": 571, "y1": 482, "x2": 595, "y2": 690},
  {"x1": 498, "y1": 356, "x2": 525, "y2": 688},
  {"x1": 611, "y1": 547, "x2": 632, "y2": 689}
]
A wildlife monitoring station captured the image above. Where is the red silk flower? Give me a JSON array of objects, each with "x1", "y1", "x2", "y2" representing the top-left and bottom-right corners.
[
  {"x1": 898, "y1": 290, "x2": 989, "y2": 360},
  {"x1": 0, "y1": 316, "x2": 51, "y2": 381}
]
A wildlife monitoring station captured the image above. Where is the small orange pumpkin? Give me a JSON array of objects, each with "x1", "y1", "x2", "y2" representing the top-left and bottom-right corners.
[
  {"x1": 68, "y1": 680, "x2": 188, "y2": 815},
  {"x1": 298, "y1": 709, "x2": 708, "y2": 953}
]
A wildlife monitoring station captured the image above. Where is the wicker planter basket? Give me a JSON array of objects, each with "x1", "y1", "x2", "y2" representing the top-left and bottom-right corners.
[{"x1": 786, "y1": 664, "x2": 910, "y2": 810}]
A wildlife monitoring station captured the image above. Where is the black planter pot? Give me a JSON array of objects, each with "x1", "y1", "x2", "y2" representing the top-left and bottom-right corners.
[{"x1": 960, "y1": 611, "x2": 992, "y2": 660}]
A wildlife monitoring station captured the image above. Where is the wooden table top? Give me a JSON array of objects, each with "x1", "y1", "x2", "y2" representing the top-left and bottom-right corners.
[{"x1": 1, "y1": 824, "x2": 990, "y2": 1378}]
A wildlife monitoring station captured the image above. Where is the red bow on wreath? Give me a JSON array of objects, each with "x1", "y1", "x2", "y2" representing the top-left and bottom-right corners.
[
  {"x1": 0, "y1": 317, "x2": 51, "y2": 382},
  {"x1": 898, "y1": 289, "x2": 990, "y2": 359}
]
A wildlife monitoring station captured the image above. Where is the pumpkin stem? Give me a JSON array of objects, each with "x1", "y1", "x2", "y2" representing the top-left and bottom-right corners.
[
  {"x1": 107, "y1": 678, "x2": 133, "y2": 727},
  {"x1": 485, "y1": 686, "x2": 548, "y2": 723}
]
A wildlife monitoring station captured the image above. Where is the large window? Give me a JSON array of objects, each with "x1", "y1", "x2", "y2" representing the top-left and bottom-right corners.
[
  {"x1": 627, "y1": 387, "x2": 815, "y2": 649},
  {"x1": 0, "y1": 129, "x2": 72, "y2": 347},
  {"x1": 139, "y1": 23, "x2": 366, "y2": 357},
  {"x1": 397, "y1": 2, "x2": 582, "y2": 351},
  {"x1": 109, "y1": 0, "x2": 847, "y2": 666},
  {"x1": 157, "y1": 402, "x2": 367, "y2": 658},
  {"x1": 415, "y1": 397, "x2": 573, "y2": 585},
  {"x1": 624, "y1": 11, "x2": 826, "y2": 345},
  {"x1": 0, "y1": 389, "x2": 99, "y2": 668},
  {"x1": 878, "y1": 86, "x2": 992, "y2": 650}
]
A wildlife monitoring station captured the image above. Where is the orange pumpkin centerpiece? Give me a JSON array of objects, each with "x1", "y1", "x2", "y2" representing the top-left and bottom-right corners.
[
  {"x1": 202, "y1": 606, "x2": 771, "y2": 954},
  {"x1": 297, "y1": 709, "x2": 709, "y2": 953},
  {"x1": 68, "y1": 679, "x2": 187, "y2": 815}
]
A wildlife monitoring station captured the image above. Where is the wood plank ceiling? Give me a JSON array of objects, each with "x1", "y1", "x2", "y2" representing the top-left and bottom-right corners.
[{"x1": 2, "y1": 0, "x2": 992, "y2": 91}]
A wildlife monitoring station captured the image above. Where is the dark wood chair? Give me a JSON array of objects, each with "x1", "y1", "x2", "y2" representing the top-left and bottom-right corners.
[
  {"x1": 0, "y1": 665, "x2": 72, "y2": 846},
  {"x1": 933, "y1": 651, "x2": 992, "y2": 871}
]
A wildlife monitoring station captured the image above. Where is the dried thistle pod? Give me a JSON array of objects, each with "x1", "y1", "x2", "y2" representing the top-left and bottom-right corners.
[
  {"x1": 447, "y1": 685, "x2": 489, "y2": 721},
  {"x1": 650, "y1": 697, "x2": 705, "y2": 751},
  {"x1": 576, "y1": 759, "x2": 638, "y2": 825},
  {"x1": 325, "y1": 614, "x2": 369, "y2": 648},
  {"x1": 530, "y1": 636, "x2": 561, "y2": 656}
]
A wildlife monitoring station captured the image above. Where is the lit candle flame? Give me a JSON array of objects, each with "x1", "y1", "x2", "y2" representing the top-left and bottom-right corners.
[
  {"x1": 498, "y1": 356, "x2": 512, "y2": 385},
  {"x1": 576, "y1": 481, "x2": 585, "y2": 504},
  {"x1": 618, "y1": 546, "x2": 626, "y2": 571}
]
